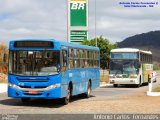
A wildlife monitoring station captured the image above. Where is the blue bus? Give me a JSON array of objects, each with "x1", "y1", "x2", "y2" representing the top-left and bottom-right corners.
[{"x1": 8, "y1": 39, "x2": 100, "y2": 104}]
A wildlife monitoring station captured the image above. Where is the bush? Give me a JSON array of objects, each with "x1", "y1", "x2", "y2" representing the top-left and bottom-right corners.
[
  {"x1": 153, "y1": 64, "x2": 160, "y2": 70},
  {"x1": 0, "y1": 65, "x2": 8, "y2": 74}
]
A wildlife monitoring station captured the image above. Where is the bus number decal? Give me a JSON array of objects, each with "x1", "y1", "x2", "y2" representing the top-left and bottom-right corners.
[
  {"x1": 80, "y1": 72, "x2": 85, "y2": 78},
  {"x1": 69, "y1": 73, "x2": 73, "y2": 77}
]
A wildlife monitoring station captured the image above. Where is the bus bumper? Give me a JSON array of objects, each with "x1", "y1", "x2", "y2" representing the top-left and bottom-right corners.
[
  {"x1": 8, "y1": 85, "x2": 61, "y2": 99},
  {"x1": 110, "y1": 78, "x2": 138, "y2": 85}
]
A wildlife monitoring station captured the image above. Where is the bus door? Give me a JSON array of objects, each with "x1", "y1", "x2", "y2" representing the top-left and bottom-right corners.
[{"x1": 61, "y1": 46, "x2": 68, "y2": 76}]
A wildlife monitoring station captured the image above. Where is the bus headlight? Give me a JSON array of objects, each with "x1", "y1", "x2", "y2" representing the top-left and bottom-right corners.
[
  {"x1": 109, "y1": 75, "x2": 115, "y2": 78},
  {"x1": 45, "y1": 84, "x2": 61, "y2": 90},
  {"x1": 8, "y1": 83, "x2": 19, "y2": 89},
  {"x1": 130, "y1": 74, "x2": 138, "y2": 78},
  {"x1": 116, "y1": 75, "x2": 123, "y2": 78}
]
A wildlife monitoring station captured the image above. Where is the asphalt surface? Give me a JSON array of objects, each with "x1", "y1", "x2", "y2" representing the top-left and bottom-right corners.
[{"x1": 0, "y1": 82, "x2": 155, "y2": 114}]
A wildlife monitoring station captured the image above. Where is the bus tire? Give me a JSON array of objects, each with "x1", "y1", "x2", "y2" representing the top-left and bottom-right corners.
[
  {"x1": 136, "y1": 84, "x2": 140, "y2": 88},
  {"x1": 85, "y1": 81, "x2": 92, "y2": 98},
  {"x1": 148, "y1": 74, "x2": 151, "y2": 84},
  {"x1": 21, "y1": 98, "x2": 30, "y2": 103},
  {"x1": 113, "y1": 84, "x2": 118, "y2": 87},
  {"x1": 63, "y1": 86, "x2": 71, "y2": 105},
  {"x1": 136, "y1": 77, "x2": 141, "y2": 88}
]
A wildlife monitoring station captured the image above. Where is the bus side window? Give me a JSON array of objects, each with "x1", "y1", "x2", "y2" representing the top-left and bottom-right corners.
[{"x1": 62, "y1": 50, "x2": 67, "y2": 71}]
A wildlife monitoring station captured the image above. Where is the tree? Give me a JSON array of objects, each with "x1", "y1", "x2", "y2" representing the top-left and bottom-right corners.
[
  {"x1": 82, "y1": 36, "x2": 117, "y2": 69},
  {"x1": 0, "y1": 43, "x2": 8, "y2": 65}
]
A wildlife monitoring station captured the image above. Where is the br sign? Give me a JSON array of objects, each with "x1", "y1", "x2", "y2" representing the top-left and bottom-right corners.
[
  {"x1": 70, "y1": 0, "x2": 87, "y2": 26},
  {"x1": 68, "y1": 0, "x2": 88, "y2": 43},
  {"x1": 71, "y1": 3, "x2": 85, "y2": 10}
]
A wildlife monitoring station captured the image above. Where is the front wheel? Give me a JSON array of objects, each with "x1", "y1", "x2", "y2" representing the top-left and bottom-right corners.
[
  {"x1": 63, "y1": 86, "x2": 71, "y2": 105},
  {"x1": 136, "y1": 84, "x2": 140, "y2": 88},
  {"x1": 136, "y1": 76, "x2": 142, "y2": 88},
  {"x1": 84, "y1": 81, "x2": 92, "y2": 98}
]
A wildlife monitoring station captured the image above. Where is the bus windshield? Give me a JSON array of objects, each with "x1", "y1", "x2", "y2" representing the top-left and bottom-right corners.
[
  {"x1": 110, "y1": 52, "x2": 138, "y2": 59},
  {"x1": 9, "y1": 50, "x2": 60, "y2": 76},
  {"x1": 110, "y1": 60, "x2": 138, "y2": 74}
]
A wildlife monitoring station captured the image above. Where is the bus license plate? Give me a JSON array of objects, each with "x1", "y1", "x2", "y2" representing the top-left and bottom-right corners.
[{"x1": 29, "y1": 91, "x2": 37, "y2": 94}]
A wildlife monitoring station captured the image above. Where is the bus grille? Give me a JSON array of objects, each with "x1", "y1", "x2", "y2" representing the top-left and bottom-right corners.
[
  {"x1": 19, "y1": 86, "x2": 31, "y2": 88},
  {"x1": 19, "y1": 86, "x2": 47, "y2": 89},
  {"x1": 24, "y1": 93, "x2": 42, "y2": 96},
  {"x1": 16, "y1": 77, "x2": 49, "y2": 82}
]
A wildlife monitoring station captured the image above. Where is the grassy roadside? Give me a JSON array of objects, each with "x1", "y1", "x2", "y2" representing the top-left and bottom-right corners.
[
  {"x1": 100, "y1": 75, "x2": 109, "y2": 83},
  {"x1": 0, "y1": 72, "x2": 8, "y2": 84},
  {"x1": 156, "y1": 70, "x2": 160, "y2": 73},
  {"x1": 153, "y1": 86, "x2": 160, "y2": 92},
  {"x1": 100, "y1": 69, "x2": 109, "y2": 84},
  {"x1": 0, "y1": 79, "x2": 7, "y2": 83}
]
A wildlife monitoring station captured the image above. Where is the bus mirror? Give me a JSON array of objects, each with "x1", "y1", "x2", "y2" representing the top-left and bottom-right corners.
[
  {"x1": 138, "y1": 63, "x2": 141, "y2": 68},
  {"x1": 57, "y1": 64, "x2": 61, "y2": 73}
]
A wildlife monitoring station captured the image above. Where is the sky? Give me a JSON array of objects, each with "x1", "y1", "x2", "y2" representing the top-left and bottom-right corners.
[{"x1": 0, "y1": 0, "x2": 160, "y2": 45}]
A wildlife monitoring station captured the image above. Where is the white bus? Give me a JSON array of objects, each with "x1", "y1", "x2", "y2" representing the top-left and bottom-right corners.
[{"x1": 109, "y1": 48, "x2": 153, "y2": 87}]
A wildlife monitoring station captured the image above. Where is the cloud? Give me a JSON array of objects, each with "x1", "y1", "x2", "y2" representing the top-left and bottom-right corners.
[
  {"x1": 0, "y1": 0, "x2": 160, "y2": 45},
  {"x1": 0, "y1": 0, "x2": 68, "y2": 45},
  {"x1": 96, "y1": 0, "x2": 160, "y2": 42}
]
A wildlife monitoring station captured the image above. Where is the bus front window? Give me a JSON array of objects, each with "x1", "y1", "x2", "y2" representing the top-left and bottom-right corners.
[
  {"x1": 110, "y1": 60, "x2": 138, "y2": 74},
  {"x1": 109, "y1": 60, "x2": 123, "y2": 74},
  {"x1": 9, "y1": 51, "x2": 60, "y2": 76},
  {"x1": 122, "y1": 60, "x2": 137, "y2": 74}
]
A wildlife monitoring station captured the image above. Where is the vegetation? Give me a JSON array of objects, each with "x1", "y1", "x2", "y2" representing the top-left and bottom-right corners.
[
  {"x1": 0, "y1": 43, "x2": 8, "y2": 74},
  {"x1": 153, "y1": 64, "x2": 160, "y2": 70},
  {"x1": 118, "y1": 31, "x2": 160, "y2": 48},
  {"x1": 82, "y1": 36, "x2": 117, "y2": 69},
  {"x1": 100, "y1": 75, "x2": 109, "y2": 83},
  {"x1": 153, "y1": 86, "x2": 160, "y2": 92}
]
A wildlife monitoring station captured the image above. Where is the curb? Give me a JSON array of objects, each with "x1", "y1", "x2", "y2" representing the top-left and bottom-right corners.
[
  {"x1": 0, "y1": 84, "x2": 7, "y2": 93},
  {"x1": 147, "y1": 91, "x2": 160, "y2": 96},
  {"x1": 100, "y1": 83, "x2": 112, "y2": 87}
]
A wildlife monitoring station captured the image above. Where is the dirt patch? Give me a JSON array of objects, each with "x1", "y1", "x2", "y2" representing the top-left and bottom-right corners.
[
  {"x1": 56, "y1": 90, "x2": 160, "y2": 114},
  {"x1": 0, "y1": 73, "x2": 7, "y2": 83}
]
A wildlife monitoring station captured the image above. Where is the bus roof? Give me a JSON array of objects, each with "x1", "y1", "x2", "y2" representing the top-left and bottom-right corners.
[
  {"x1": 111, "y1": 48, "x2": 152, "y2": 54},
  {"x1": 58, "y1": 40, "x2": 99, "y2": 51},
  {"x1": 9, "y1": 39, "x2": 99, "y2": 51}
]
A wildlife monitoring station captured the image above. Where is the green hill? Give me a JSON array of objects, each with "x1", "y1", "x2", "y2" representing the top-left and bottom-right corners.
[{"x1": 118, "y1": 31, "x2": 160, "y2": 62}]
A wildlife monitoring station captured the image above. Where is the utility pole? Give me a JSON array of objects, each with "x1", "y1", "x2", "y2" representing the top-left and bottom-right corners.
[{"x1": 95, "y1": 0, "x2": 97, "y2": 47}]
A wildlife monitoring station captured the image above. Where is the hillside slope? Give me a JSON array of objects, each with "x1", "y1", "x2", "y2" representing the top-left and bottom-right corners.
[{"x1": 118, "y1": 31, "x2": 160, "y2": 62}]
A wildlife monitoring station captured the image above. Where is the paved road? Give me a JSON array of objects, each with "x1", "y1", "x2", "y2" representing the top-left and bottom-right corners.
[{"x1": 0, "y1": 79, "x2": 158, "y2": 114}]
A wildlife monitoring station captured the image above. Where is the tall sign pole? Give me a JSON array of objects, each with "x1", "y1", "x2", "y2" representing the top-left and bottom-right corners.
[{"x1": 68, "y1": 0, "x2": 88, "y2": 44}]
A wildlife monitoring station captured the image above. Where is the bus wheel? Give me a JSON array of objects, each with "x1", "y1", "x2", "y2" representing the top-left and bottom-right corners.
[
  {"x1": 85, "y1": 81, "x2": 92, "y2": 98},
  {"x1": 137, "y1": 84, "x2": 140, "y2": 88},
  {"x1": 21, "y1": 98, "x2": 30, "y2": 103},
  {"x1": 136, "y1": 83, "x2": 141, "y2": 88},
  {"x1": 136, "y1": 79, "x2": 141, "y2": 88},
  {"x1": 113, "y1": 84, "x2": 118, "y2": 87},
  {"x1": 63, "y1": 86, "x2": 71, "y2": 105}
]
